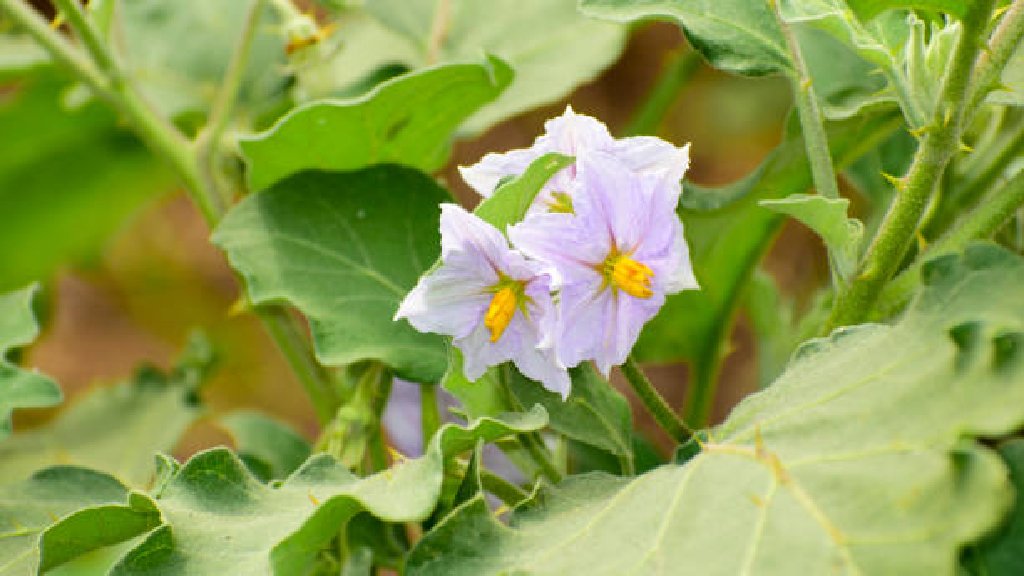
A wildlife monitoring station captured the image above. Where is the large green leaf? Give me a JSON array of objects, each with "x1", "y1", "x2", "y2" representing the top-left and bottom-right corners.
[
  {"x1": 0, "y1": 285, "x2": 60, "y2": 440},
  {"x1": 964, "y1": 439, "x2": 1024, "y2": 575},
  {"x1": 300, "y1": 0, "x2": 626, "y2": 133},
  {"x1": 0, "y1": 467, "x2": 131, "y2": 576},
  {"x1": 213, "y1": 166, "x2": 451, "y2": 383},
  {"x1": 847, "y1": 0, "x2": 968, "y2": 20},
  {"x1": 43, "y1": 408, "x2": 547, "y2": 575},
  {"x1": 218, "y1": 411, "x2": 311, "y2": 482},
  {"x1": 115, "y1": 0, "x2": 287, "y2": 120},
  {"x1": 407, "y1": 243, "x2": 1024, "y2": 576},
  {"x1": 0, "y1": 72, "x2": 174, "y2": 291},
  {"x1": 580, "y1": 0, "x2": 792, "y2": 76},
  {"x1": 242, "y1": 58, "x2": 513, "y2": 191},
  {"x1": 0, "y1": 368, "x2": 199, "y2": 487}
]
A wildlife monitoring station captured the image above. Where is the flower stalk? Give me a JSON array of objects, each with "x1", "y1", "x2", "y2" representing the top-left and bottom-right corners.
[{"x1": 622, "y1": 355, "x2": 693, "y2": 444}]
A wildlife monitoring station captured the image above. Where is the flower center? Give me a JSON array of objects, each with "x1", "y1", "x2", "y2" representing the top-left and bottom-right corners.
[
  {"x1": 603, "y1": 252, "x2": 654, "y2": 299},
  {"x1": 484, "y1": 282, "x2": 521, "y2": 343},
  {"x1": 546, "y1": 191, "x2": 575, "y2": 214}
]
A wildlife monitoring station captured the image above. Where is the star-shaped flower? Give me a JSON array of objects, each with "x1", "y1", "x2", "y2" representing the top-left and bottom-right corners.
[
  {"x1": 509, "y1": 151, "x2": 699, "y2": 376},
  {"x1": 395, "y1": 204, "x2": 570, "y2": 397}
]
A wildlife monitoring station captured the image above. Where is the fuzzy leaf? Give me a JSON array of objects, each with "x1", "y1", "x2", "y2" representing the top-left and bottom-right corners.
[
  {"x1": 408, "y1": 243, "x2": 1024, "y2": 576},
  {"x1": 0, "y1": 285, "x2": 60, "y2": 440},
  {"x1": 581, "y1": 0, "x2": 792, "y2": 76},
  {"x1": 43, "y1": 408, "x2": 547, "y2": 575},
  {"x1": 242, "y1": 58, "x2": 513, "y2": 191},
  {"x1": 0, "y1": 467, "x2": 130, "y2": 575},
  {"x1": 0, "y1": 370, "x2": 198, "y2": 487},
  {"x1": 213, "y1": 166, "x2": 451, "y2": 383},
  {"x1": 965, "y1": 439, "x2": 1024, "y2": 575},
  {"x1": 218, "y1": 411, "x2": 311, "y2": 482},
  {"x1": 760, "y1": 194, "x2": 863, "y2": 280}
]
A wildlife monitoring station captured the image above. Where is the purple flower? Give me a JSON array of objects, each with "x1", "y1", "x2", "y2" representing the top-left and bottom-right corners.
[
  {"x1": 508, "y1": 152, "x2": 699, "y2": 376},
  {"x1": 459, "y1": 106, "x2": 689, "y2": 214},
  {"x1": 395, "y1": 204, "x2": 570, "y2": 397}
]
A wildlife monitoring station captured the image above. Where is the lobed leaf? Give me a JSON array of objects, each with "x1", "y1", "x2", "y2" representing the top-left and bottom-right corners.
[
  {"x1": 0, "y1": 370, "x2": 199, "y2": 487},
  {"x1": 0, "y1": 285, "x2": 60, "y2": 440},
  {"x1": 213, "y1": 166, "x2": 452, "y2": 383},
  {"x1": 242, "y1": 58, "x2": 514, "y2": 191},
  {"x1": 408, "y1": 243, "x2": 1024, "y2": 575},
  {"x1": 40, "y1": 408, "x2": 547, "y2": 575}
]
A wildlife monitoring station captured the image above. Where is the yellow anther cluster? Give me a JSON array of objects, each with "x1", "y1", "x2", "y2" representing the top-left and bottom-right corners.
[
  {"x1": 606, "y1": 254, "x2": 654, "y2": 299},
  {"x1": 484, "y1": 286, "x2": 518, "y2": 342}
]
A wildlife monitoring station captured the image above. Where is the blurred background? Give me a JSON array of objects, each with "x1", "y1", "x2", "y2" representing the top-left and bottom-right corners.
[{"x1": 2, "y1": 2, "x2": 827, "y2": 456}]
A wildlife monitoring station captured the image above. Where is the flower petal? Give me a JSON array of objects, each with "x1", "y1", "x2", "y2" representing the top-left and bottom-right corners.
[
  {"x1": 575, "y1": 152, "x2": 645, "y2": 253},
  {"x1": 394, "y1": 261, "x2": 491, "y2": 340},
  {"x1": 613, "y1": 138, "x2": 690, "y2": 184},
  {"x1": 508, "y1": 212, "x2": 605, "y2": 288},
  {"x1": 536, "y1": 105, "x2": 615, "y2": 158},
  {"x1": 459, "y1": 147, "x2": 539, "y2": 197}
]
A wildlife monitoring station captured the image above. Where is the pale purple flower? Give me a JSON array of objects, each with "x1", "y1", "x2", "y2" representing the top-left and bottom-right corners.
[
  {"x1": 459, "y1": 106, "x2": 690, "y2": 214},
  {"x1": 508, "y1": 152, "x2": 699, "y2": 376},
  {"x1": 395, "y1": 204, "x2": 570, "y2": 397}
]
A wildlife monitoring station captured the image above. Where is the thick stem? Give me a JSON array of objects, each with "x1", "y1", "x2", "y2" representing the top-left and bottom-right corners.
[
  {"x1": 877, "y1": 169, "x2": 1024, "y2": 314},
  {"x1": 624, "y1": 49, "x2": 700, "y2": 137},
  {"x1": 826, "y1": 0, "x2": 996, "y2": 330},
  {"x1": 257, "y1": 308, "x2": 338, "y2": 424},
  {"x1": 519, "y1": 432, "x2": 562, "y2": 484},
  {"x1": 622, "y1": 356, "x2": 693, "y2": 443},
  {"x1": 966, "y1": 0, "x2": 1024, "y2": 114},
  {"x1": 771, "y1": 0, "x2": 840, "y2": 200}
]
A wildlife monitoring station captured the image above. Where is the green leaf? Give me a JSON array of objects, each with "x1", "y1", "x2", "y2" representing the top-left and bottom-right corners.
[
  {"x1": 965, "y1": 439, "x2": 1024, "y2": 575},
  {"x1": 506, "y1": 365, "x2": 632, "y2": 459},
  {"x1": 581, "y1": 0, "x2": 792, "y2": 76},
  {"x1": 634, "y1": 111, "x2": 900, "y2": 366},
  {"x1": 0, "y1": 467, "x2": 130, "y2": 576},
  {"x1": 989, "y1": 42, "x2": 1024, "y2": 107},
  {"x1": 242, "y1": 58, "x2": 513, "y2": 192},
  {"x1": 49, "y1": 408, "x2": 546, "y2": 575},
  {"x1": 760, "y1": 194, "x2": 864, "y2": 280},
  {"x1": 218, "y1": 411, "x2": 311, "y2": 482},
  {"x1": 847, "y1": 0, "x2": 968, "y2": 20},
  {"x1": 116, "y1": 0, "x2": 287, "y2": 120},
  {"x1": 0, "y1": 72, "x2": 174, "y2": 291},
  {"x1": 300, "y1": 0, "x2": 626, "y2": 134},
  {"x1": 0, "y1": 284, "x2": 60, "y2": 440},
  {"x1": 408, "y1": 244, "x2": 1024, "y2": 575},
  {"x1": 0, "y1": 369, "x2": 199, "y2": 487},
  {"x1": 213, "y1": 166, "x2": 451, "y2": 384},
  {"x1": 473, "y1": 153, "x2": 574, "y2": 231}
]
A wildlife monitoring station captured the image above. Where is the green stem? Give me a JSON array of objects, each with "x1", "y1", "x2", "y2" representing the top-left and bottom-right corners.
[
  {"x1": 826, "y1": 0, "x2": 995, "y2": 330},
  {"x1": 877, "y1": 169, "x2": 1024, "y2": 315},
  {"x1": 622, "y1": 356, "x2": 693, "y2": 443},
  {"x1": 966, "y1": 0, "x2": 1024, "y2": 114},
  {"x1": 770, "y1": 0, "x2": 840, "y2": 200},
  {"x1": 420, "y1": 383, "x2": 441, "y2": 445},
  {"x1": 519, "y1": 432, "x2": 562, "y2": 484},
  {"x1": 196, "y1": 0, "x2": 266, "y2": 210},
  {"x1": 51, "y1": 0, "x2": 116, "y2": 74},
  {"x1": 684, "y1": 354, "x2": 723, "y2": 431},
  {"x1": 625, "y1": 48, "x2": 700, "y2": 137},
  {"x1": 480, "y1": 467, "x2": 529, "y2": 507},
  {"x1": 257, "y1": 307, "x2": 338, "y2": 424}
]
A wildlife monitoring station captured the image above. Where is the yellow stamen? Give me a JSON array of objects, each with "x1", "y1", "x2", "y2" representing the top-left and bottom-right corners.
[
  {"x1": 605, "y1": 253, "x2": 654, "y2": 299},
  {"x1": 484, "y1": 286, "x2": 517, "y2": 342}
]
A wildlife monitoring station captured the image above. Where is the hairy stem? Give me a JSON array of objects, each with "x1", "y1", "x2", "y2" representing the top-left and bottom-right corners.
[
  {"x1": 877, "y1": 169, "x2": 1024, "y2": 314},
  {"x1": 625, "y1": 48, "x2": 700, "y2": 137},
  {"x1": 826, "y1": 0, "x2": 996, "y2": 330},
  {"x1": 519, "y1": 432, "x2": 562, "y2": 484},
  {"x1": 770, "y1": 0, "x2": 840, "y2": 200},
  {"x1": 51, "y1": 0, "x2": 116, "y2": 74},
  {"x1": 966, "y1": 0, "x2": 1024, "y2": 114},
  {"x1": 622, "y1": 356, "x2": 693, "y2": 443}
]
